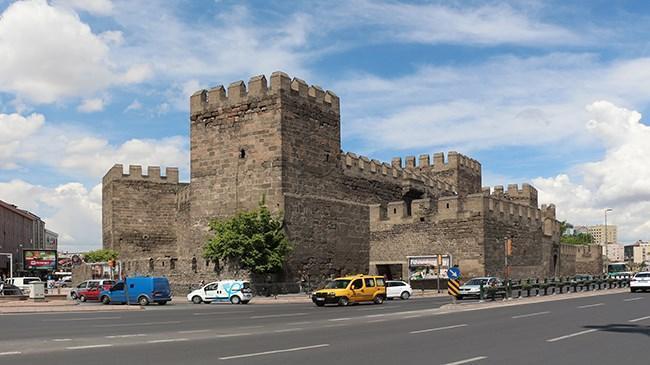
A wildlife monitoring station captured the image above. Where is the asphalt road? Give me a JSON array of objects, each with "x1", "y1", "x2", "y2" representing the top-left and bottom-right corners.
[{"x1": 0, "y1": 291, "x2": 648, "y2": 365}]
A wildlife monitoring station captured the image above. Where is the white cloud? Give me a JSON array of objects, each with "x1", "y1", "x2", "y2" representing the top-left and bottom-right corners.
[
  {"x1": 334, "y1": 53, "x2": 650, "y2": 155},
  {"x1": 53, "y1": 0, "x2": 113, "y2": 16},
  {"x1": 0, "y1": 0, "x2": 145, "y2": 104},
  {"x1": 323, "y1": 1, "x2": 581, "y2": 46},
  {"x1": 534, "y1": 101, "x2": 650, "y2": 242},
  {"x1": 0, "y1": 180, "x2": 102, "y2": 251},
  {"x1": 125, "y1": 100, "x2": 142, "y2": 112},
  {"x1": 0, "y1": 112, "x2": 188, "y2": 179},
  {"x1": 77, "y1": 97, "x2": 106, "y2": 113}
]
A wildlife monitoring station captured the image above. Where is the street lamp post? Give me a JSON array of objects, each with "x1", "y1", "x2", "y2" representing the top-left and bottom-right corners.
[{"x1": 604, "y1": 208, "x2": 613, "y2": 269}]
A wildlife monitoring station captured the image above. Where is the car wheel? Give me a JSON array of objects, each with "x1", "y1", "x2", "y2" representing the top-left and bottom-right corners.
[
  {"x1": 79, "y1": 295, "x2": 86, "y2": 302},
  {"x1": 373, "y1": 295, "x2": 385, "y2": 304},
  {"x1": 70, "y1": 292, "x2": 77, "y2": 300},
  {"x1": 101, "y1": 296, "x2": 110, "y2": 305},
  {"x1": 338, "y1": 297, "x2": 349, "y2": 306},
  {"x1": 230, "y1": 295, "x2": 241, "y2": 305},
  {"x1": 138, "y1": 296, "x2": 149, "y2": 306},
  {"x1": 400, "y1": 291, "x2": 410, "y2": 300},
  {"x1": 158, "y1": 301, "x2": 167, "y2": 305},
  {"x1": 191, "y1": 296, "x2": 202, "y2": 304}
]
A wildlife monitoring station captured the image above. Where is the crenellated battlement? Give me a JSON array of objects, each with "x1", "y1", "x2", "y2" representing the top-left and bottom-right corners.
[
  {"x1": 103, "y1": 164, "x2": 180, "y2": 184},
  {"x1": 371, "y1": 193, "x2": 546, "y2": 231},
  {"x1": 391, "y1": 151, "x2": 481, "y2": 174},
  {"x1": 190, "y1": 71, "x2": 340, "y2": 119},
  {"x1": 342, "y1": 152, "x2": 455, "y2": 193}
]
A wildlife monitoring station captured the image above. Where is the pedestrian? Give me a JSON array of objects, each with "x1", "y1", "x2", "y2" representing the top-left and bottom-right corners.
[{"x1": 199, "y1": 279, "x2": 205, "y2": 287}]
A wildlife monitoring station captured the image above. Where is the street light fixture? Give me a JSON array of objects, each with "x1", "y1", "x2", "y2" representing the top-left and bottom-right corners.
[{"x1": 604, "y1": 208, "x2": 613, "y2": 264}]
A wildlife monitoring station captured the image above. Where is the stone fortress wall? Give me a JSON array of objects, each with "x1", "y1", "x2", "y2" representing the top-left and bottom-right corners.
[{"x1": 102, "y1": 71, "x2": 603, "y2": 291}]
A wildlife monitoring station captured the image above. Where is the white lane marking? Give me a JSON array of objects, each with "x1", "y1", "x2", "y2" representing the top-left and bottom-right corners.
[
  {"x1": 44, "y1": 316, "x2": 121, "y2": 322},
  {"x1": 287, "y1": 321, "x2": 312, "y2": 326},
  {"x1": 216, "y1": 333, "x2": 252, "y2": 338},
  {"x1": 0, "y1": 352, "x2": 21, "y2": 356},
  {"x1": 623, "y1": 297, "x2": 643, "y2": 302},
  {"x1": 105, "y1": 334, "x2": 146, "y2": 339},
  {"x1": 147, "y1": 338, "x2": 189, "y2": 344},
  {"x1": 324, "y1": 324, "x2": 346, "y2": 328},
  {"x1": 193, "y1": 311, "x2": 252, "y2": 316},
  {"x1": 219, "y1": 344, "x2": 330, "y2": 360},
  {"x1": 93, "y1": 321, "x2": 181, "y2": 328},
  {"x1": 442, "y1": 356, "x2": 488, "y2": 365},
  {"x1": 628, "y1": 315, "x2": 650, "y2": 323},
  {"x1": 364, "y1": 314, "x2": 386, "y2": 318},
  {"x1": 577, "y1": 303, "x2": 604, "y2": 309},
  {"x1": 511, "y1": 311, "x2": 550, "y2": 319},
  {"x1": 250, "y1": 313, "x2": 307, "y2": 319},
  {"x1": 402, "y1": 315, "x2": 422, "y2": 319},
  {"x1": 66, "y1": 344, "x2": 113, "y2": 350},
  {"x1": 546, "y1": 329, "x2": 599, "y2": 342},
  {"x1": 51, "y1": 338, "x2": 73, "y2": 342},
  {"x1": 368, "y1": 319, "x2": 387, "y2": 323},
  {"x1": 328, "y1": 317, "x2": 351, "y2": 322},
  {"x1": 178, "y1": 329, "x2": 211, "y2": 334},
  {"x1": 273, "y1": 328, "x2": 303, "y2": 333},
  {"x1": 410, "y1": 324, "x2": 468, "y2": 334}
]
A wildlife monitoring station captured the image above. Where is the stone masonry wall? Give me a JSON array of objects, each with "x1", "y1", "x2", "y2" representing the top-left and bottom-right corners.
[{"x1": 102, "y1": 165, "x2": 184, "y2": 258}]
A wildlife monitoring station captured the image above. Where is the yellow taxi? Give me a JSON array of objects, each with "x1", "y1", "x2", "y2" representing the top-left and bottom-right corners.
[{"x1": 311, "y1": 274, "x2": 386, "y2": 307}]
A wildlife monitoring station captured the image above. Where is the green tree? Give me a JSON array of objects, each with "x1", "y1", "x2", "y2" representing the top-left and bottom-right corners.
[
  {"x1": 203, "y1": 204, "x2": 292, "y2": 274},
  {"x1": 84, "y1": 249, "x2": 119, "y2": 263}
]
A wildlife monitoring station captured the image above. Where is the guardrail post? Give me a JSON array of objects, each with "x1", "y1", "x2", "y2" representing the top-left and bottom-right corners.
[
  {"x1": 559, "y1": 277, "x2": 564, "y2": 294},
  {"x1": 543, "y1": 278, "x2": 548, "y2": 296},
  {"x1": 479, "y1": 283, "x2": 485, "y2": 302},
  {"x1": 506, "y1": 280, "x2": 512, "y2": 299}
]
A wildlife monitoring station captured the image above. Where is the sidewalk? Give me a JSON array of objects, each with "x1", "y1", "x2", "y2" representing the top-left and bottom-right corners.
[{"x1": 0, "y1": 299, "x2": 143, "y2": 314}]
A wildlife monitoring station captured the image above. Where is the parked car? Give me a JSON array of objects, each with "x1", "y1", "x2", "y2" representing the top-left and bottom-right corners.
[
  {"x1": 311, "y1": 274, "x2": 386, "y2": 306},
  {"x1": 99, "y1": 276, "x2": 171, "y2": 306},
  {"x1": 71, "y1": 279, "x2": 115, "y2": 300},
  {"x1": 76, "y1": 281, "x2": 105, "y2": 302},
  {"x1": 630, "y1": 272, "x2": 650, "y2": 293},
  {"x1": 4, "y1": 277, "x2": 43, "y2": 295},
  {"x1": 55, "y1": 276, "x2": 73, "y2": 288},
  {"x1": 457, "y1": 277, "x2": 503, "y2": 299},
  {"x1": 386, "y1": 280, "x2": 412, "y2": 300},
  {"x1": 187, "y1": 280, "x2": 253, "y2": 304},
  {"x1": 0, "y1": 282, "x2": 24, "y2": 296}
]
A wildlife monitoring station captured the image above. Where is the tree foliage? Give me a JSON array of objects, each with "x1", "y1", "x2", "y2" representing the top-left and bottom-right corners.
[
  {"x1": 84, "y1": 249, "x2": 119, "y2": 263},
  {"x1": 203, "y1": 204, "x2": 292, "y2": 275},
  {"x1": 559, "y1": 221, "x2": 593, "y2": 245}
]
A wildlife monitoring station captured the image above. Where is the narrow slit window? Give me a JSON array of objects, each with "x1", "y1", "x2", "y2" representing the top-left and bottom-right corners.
[{"x1": 239, "y1": 149, "x2": 246, "y2": 159}]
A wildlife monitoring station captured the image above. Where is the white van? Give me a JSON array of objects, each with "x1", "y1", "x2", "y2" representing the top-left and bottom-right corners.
[
  {"x1": 5, "y1": 277, "x2": 43, "y2": 295},
  {"x1": 187, "y1": 280, "x2": 253, "y2": 304}
]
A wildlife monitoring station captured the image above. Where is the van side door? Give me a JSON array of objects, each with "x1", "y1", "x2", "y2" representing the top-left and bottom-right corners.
[
  {"x1": 109, "y1": 282, "x2": 126, "y2": 303},
  {"x1": 349, "y1": 279, "x2": 365, "y2": 302}
]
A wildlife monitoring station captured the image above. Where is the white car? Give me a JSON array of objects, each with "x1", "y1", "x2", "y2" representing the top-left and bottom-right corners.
[
  {"x1": 630, "y1": 272, "x2": 650, "y2": 292},
  {"x1": 187, "y1": 280, "x2": 253, "y2": 304},
  {"x1": 4, "y1": 277, "x2": 43, "y2": 295},
  {"x1": 386, "y1": 280, "x2": 412, "y2": 300},
  {"x1": 457, "y1": 277, "x2": 502, "y2": 299}
]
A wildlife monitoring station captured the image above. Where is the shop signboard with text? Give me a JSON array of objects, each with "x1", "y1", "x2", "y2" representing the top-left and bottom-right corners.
[
  {"x1": 24, "y1": 250, "x2": 57, "y2": 271},
  {"x1": 408, "y1": 255, "x2": 451, "y2": 280}
]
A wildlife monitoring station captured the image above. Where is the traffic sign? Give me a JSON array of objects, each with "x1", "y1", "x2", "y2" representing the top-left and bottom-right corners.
[
  {"x1": 447, "y1": 267, "x2": 461, "y2": 280},
  {"x1": 447, "y1": 279, "x2": 460, "y2": 297}
]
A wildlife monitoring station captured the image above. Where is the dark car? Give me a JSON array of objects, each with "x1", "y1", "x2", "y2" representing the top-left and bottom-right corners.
[{"x1": 0, "y1": 282, "x2": 24, "y2": 296}]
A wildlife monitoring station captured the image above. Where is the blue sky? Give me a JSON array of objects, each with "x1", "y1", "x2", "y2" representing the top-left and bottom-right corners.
[{"x1": 2, "y1": 0, "x2": 650, "y2": 250}]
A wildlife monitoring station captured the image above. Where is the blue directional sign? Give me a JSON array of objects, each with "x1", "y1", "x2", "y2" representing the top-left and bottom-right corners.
[{"x1": 447, "y1": 267, "x2": 461, "y2": 280}]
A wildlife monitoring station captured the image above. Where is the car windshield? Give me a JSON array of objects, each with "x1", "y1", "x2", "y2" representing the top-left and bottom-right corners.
[
  {"x1": 464, "y1": 279, "x2": 488, "y2": 286},
  {"x1": 324, "y1": 279, "x2": 351, "y2": 289}
]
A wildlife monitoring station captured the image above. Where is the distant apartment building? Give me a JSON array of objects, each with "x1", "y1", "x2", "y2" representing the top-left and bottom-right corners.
[
  {"x1": 606, "y1": 243, "x2": 625, "y2": 262},
  {"x1": 588, "y1": 225, "x2": 617, "y2": 245},
  {"x1": 0, "y1": 199, "x2": 58, "y2": 277},
  {"x1": 625, "y1": 240, "x2": 650, "y2": 265}
]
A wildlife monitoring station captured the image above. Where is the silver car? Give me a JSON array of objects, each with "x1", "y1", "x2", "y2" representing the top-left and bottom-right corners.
[{"x1": 457, "y1": 277, "x2": 502, "y2": 299}]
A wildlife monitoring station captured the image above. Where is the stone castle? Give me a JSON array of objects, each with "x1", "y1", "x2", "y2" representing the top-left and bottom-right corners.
[{"x1": 102, "y1": 72, "x2": 602, "y2": 289}]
